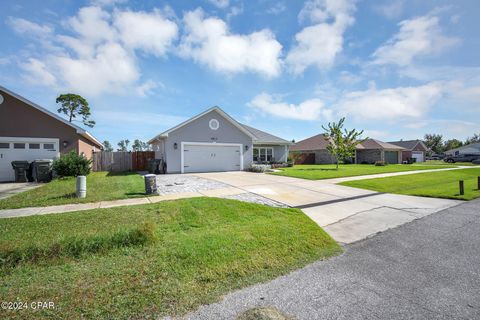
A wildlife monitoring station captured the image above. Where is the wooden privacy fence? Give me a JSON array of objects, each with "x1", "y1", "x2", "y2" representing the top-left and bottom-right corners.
[{"x1": 92, "y1": 151, "x2": 155, "y2": 172}]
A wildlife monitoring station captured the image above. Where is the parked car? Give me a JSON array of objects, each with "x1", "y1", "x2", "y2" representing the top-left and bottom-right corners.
[
  {"x1": 443, "y1": 154, "x2": 480, "y2": 163},
  {"x1": 426, "y1": 153, "x2": 444, "y2": 160},
  {"x1": 473, "y1": 159, "x2": 480, "y2": 165}
]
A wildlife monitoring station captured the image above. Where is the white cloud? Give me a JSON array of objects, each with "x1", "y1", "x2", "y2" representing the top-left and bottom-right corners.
[
  {"x1": 179, "y1": 8, "x2": 282, "y2": 77},
  {"x1": 372, "y1": 14, "x2": 460, "y2": 66},
  {"x1": 337, "y1": 82, "x2": 443, "y2": 120},
  {"x1": 114, "y1": 9, "x2": 178, "y2": 56},
  {"x1": 267, "y1": 3, "x2": 286, "y2": 15},
  {"x1": 20, "y1": 58, "x2": 56, "y2": 86},
  {"x1": 248, "y1": 92, "x2": 330, "y2": 120},
  {"x1": 9, "y1": 5, "x2": 178, "y2": 96},
  {"x1": 6, "y1": 17, "x2": 53, "y2": 37},
  {"x1": 373, "y1": 0, "x2": 404, "y2": 20},
  {"x1": 136, "y1": 80, "x2": 163, "y2": 97},
  {"x1": 286, "y1": 0, "x2": 356, "y2": 73},
  {"x1": 207, "y1": 0, "x2": 230, "y2": 9},
  {"x1": 90, "y1": 0, "x2": 126, "y2": 7},
  {"x1": 55, "y1": 42, "x2": 139, "y2": 96}
]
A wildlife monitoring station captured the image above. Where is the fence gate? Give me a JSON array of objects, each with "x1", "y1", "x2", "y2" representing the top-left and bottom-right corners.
[
  {"x1": 92, "y1": 151, "x2": 155, "y2": 172},
  {"x1": 132, "y1": 151, "x2": 155, "y2": 171}
]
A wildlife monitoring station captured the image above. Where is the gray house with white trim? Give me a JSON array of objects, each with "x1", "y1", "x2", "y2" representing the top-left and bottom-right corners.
[{"x1": 148, "y1": 107, "x2": 292, "y2": 173}]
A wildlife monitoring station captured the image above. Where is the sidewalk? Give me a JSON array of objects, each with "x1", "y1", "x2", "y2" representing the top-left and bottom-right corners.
[{"x1": 0, "y1": 192, "x2": 202, "y2": 218}]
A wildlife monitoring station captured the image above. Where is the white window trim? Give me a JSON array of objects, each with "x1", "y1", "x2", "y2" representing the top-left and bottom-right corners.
[
  {"x1": 253, "y1": 147, "x2": 274, "y2": 162},
  {"x1": 180, "y1": 142, "x2": 243, "y2": 174}
]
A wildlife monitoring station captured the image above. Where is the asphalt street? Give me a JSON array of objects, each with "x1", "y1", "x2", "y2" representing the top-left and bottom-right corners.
[{"x1": 187, "y1": 198, "x2": 480, "y2": 320}]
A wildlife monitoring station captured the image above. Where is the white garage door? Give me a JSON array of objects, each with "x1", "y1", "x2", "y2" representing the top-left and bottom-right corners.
[
  {"x1": 0, "y1": 137, "x2": 59, "y2": 182},
  {"x1": 412, "y1": 151, "x2": 424, "y2": 162},
  {"x1": 182, "y1": 143, "x2": 242, "y2": 173}
]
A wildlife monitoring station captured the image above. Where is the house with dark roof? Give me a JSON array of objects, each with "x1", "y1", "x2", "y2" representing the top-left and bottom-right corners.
[
  {"x1": 0, "y1": 86, "x2": 103, "y2": 182},
  {"x1": 148, "y1": 107, "x2": 292, "y2": 173},
  {"x1": 444, "y1": 142, "x2": 480, "y2": 156},
  {"x1": 290, "y1": 134, "x2": 405, "y2": 164},
  {"x1": 388, "y1": 140, "x2": 428, "y2": 163}
]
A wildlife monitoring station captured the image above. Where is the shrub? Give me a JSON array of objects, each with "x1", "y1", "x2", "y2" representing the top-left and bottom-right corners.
[
  {"x1": 374, "y1": 160, "x2": 386, "y2": 166},
  {"x1": 246, "y1": 164, "x2": 271, "y2": 173},
  {"x1": 52, "y1": 151, "x2": 92, "y2": 177}
]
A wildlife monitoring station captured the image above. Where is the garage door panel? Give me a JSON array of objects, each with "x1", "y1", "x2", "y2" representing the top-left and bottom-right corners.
[
  {"x1": 0, "y1": 138, "x2": 59, "y2": 182},
  {"x1": 183, "y1": 144, "x2": 241, "y2": 173},
  {"x1": 412, "y1": 151, "x2": 424, "y2": 162}
]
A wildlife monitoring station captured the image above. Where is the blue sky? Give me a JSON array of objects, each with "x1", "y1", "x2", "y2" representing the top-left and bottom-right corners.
[{"x1": 1, "y1": 0, "x2": 479, "y2": 146}]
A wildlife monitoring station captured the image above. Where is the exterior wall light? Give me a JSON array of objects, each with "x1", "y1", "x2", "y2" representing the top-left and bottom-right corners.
[
  {"x1": 63, "y1": 140, "x2": 68, "y2": 148},
  {"x1": 245, "y1": 145, "x2": 249, "y2": 151},
  {"x1": 174, "y1": 142, "x2": 178, "y2": 150}
]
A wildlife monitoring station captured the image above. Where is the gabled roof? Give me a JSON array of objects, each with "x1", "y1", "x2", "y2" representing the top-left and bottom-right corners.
[
  {"x1": 446, "y1": 142, "x2": 480, "y2": 153},
  {"x1": 0, "y1": 86, "x2": 103, "y2": 148},
  {"x1": 357, "y1": 139, "x2": 405, "y2": 150},
  {"x1": 291, "y1": 135, "x2": 405, "y2": 151},
  {"x1": 148, "y1": 106, "x2": 256, "y2": 143},
  {"x1": 388, "y1": 139, "x2": 427, "y2": 151},
  {"x1": 290, "y1": 134, "x2": 330, "y2": 151},
  {"x1": 240, "y1": 124, "x2": 292, "y2": 145},
  {"x1": 147, "y1": 106, "x2": 292, "y2": 145}
]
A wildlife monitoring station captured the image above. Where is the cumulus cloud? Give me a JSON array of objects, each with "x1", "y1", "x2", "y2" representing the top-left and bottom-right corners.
[
  {"x1": 337, "y1": 82, "x2": 443, "y2": 120},
  {"x1": 114, "y1": 9, "x2": 178, "y2": 56},
  {"x1": 373, "y1": 0, "x2": 404, "y2": 20},
  {"x1": 372, "y1": 14, "x2": 460, "y2": 66},
  {"x1": 248, "y1": 92, "x2": 330, "y2": 120},
  {"x1": 207, "y1": 0, "x2": 230, "y2": 9},
  {"x1": 178, "y1": 8, "x2": 282, "y2": 77},
  {"x1": 20, "y1": 58, "x2": 56, "y2": 86},
  {"x1": 286, "y1": 0, "x2": 356, "y2": 73},
  {"x1": 9, "y1": 5, "x2": 178, "y2": 96},
  {"x1": 6, "y1": 17, "x2": 53, "y2": 37}
]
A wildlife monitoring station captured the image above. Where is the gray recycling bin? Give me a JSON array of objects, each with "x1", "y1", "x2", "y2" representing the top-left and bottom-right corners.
[
  {"x1": 148, "y1": 159, "x2": 162, "y2": 174},
  {"x1": 32, "y1": 159, "x2": 53, "y2": 182},
  {"x1": 11, "y1": 161, "x2": 30, "y2": 183}
]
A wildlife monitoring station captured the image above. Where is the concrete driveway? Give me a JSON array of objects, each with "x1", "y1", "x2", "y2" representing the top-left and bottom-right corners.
[
  {"x1": 194, "y1": 171, "x2": 461, "y2": 244},
  {"x1": 0, "y1": 182, "x2": 40, "y2": 200},
  {"x1": 187, "y1": 199, "x2": 480, "y2": 320}
]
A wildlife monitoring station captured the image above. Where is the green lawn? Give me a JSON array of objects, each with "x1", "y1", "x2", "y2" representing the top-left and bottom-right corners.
[
  {"x1": 341, "y1": 168, "x2": 480, "y2": 200},
  {"x1": 271, "y1": 164, "x2": 457, "y2": 180},
  {"x1": 424, "y1": 160, "x2": 479, "y2": 166},
  {"x1": 0, "y1": 171, "x2": 145, "y2": 209},
  {"x1": 0, "y1": 197, "x2": 341, "y2": 319}
]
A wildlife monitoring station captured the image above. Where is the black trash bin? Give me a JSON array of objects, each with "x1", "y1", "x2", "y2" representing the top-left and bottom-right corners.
[
  {"x1": 148, "y1": 159, "x2": 162, "y2": 174},
  {"x1": 31, "y1": 159, "x2": 53, "y2": 182},
  {"x1": 11, "y1": 161, "x2": 30, "y2": 183}
]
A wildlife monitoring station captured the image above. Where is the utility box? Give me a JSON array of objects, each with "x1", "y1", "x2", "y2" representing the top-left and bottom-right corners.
[
  {"x1": 32, "y1": 159, "x2": 53, "y2": 182},
  {"x1": 11, "y1": 161, "x2": 30, "y2": 183}
]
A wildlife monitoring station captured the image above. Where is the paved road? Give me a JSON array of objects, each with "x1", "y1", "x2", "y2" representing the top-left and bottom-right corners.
[{"x1": 187, "y1": 199, "x2": 480, "y2": 320}]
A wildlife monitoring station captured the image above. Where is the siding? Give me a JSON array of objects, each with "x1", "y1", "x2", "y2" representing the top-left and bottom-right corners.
[{"x1": 164, "y1": 110, "x2": 253, "y2": 173}]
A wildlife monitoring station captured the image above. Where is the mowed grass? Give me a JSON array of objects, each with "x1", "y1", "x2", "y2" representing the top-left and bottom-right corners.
[
  {"x1": 424, "y1": 160, "x2": 479, "y2": 166},
  {"x1": 341, "y1": 168, "x2": 480, "y2": 200},
  {"x1": 0, "y1": 171, "x2": 145, "y2": 209},
  {"x1": 0, "y1": 197, "x2": 341, "y2": 319},
  {"x1": 271, "y1": 164, "x2": 457, "y2": 180}
]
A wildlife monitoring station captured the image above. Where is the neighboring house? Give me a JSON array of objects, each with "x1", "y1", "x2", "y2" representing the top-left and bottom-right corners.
[
  {"x1": 388, "y1": 140, "x2": 428, "y2": 162},
  {"x1": 356, "y1": 139, "x2": 404, "y2": 164},
  {"x1": 0, "y1": 86, "x2": 103, "y2": 182},
  {"x1": 445, "y1": 142, "x2": 480, "y2": 156},
  {"x1": 290, "y1": 135, "x2": 405, "y2": 164},
  {"x1": 148, "y1": 106, "x2": 292, "y2": 173}
]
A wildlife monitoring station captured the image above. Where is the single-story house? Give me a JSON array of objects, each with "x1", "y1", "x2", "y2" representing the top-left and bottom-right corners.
[
  {"x1": 0, "y1": 86, "x2": 103, "y2": 182},
  {"x1": 148, "y1": 106, "x2": 292, "y2": 173},
  {"x1": 445, "y1": 142, "x2": 480, "y2": 156},
  {"x1": 290, "y1": 134, "x2": 405, "y2": 164},
  {"x1": 388, "y1": 140, "x2": 428, "y2": 162}
]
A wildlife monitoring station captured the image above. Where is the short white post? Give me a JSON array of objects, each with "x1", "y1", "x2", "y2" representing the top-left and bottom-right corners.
[{"x1": 76, "y1": 175, "x2": 87, "y2": 198}]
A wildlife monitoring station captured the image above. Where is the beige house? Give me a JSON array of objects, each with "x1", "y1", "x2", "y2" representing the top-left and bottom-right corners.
[{"x1": 0, "y1": 86, "x2": 103, "y2": 182}]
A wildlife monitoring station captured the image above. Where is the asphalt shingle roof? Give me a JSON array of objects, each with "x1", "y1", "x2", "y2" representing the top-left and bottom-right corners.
[
  {"x1": 388, "y1": 140, "x2": 425, "y2": 150},
  {"x1": 240, "y1": 124, "x2": 292, "y2": 145},
  {"x1": 291, "y1": 136, "x2": 405, "y2": 151}
]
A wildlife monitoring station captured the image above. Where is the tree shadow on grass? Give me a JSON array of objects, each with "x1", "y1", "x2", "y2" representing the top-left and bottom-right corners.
[
  {"x1": 46, "y1": 192, "x2": 77, "y2": 200},
  {"x1": 297, "y1": 168, "x2": 339, "y2": 171}
]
